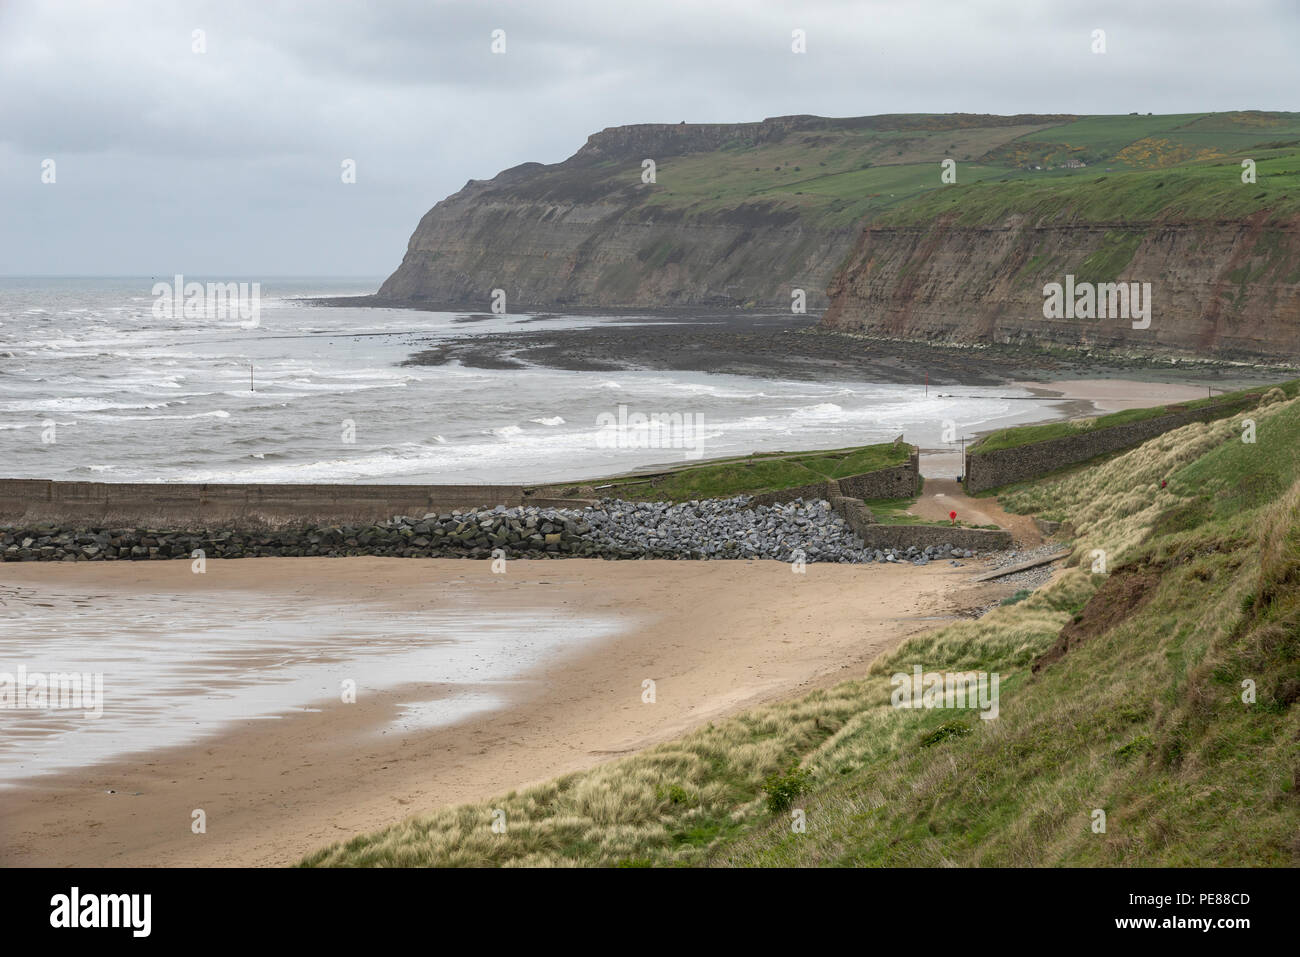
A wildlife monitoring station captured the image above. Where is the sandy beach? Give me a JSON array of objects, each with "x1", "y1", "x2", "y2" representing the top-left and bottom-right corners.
[
  {"x1": 1017, "y1": 378, "x2": 1227, "y2": 411},
  {"x1": 0, "y1": 555, "x2": 1017, "y2": 867}
]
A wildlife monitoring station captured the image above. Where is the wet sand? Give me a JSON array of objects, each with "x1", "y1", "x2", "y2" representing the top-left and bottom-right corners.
[
  {"x1": 1016, "y1": 378, "x2": 1229, "y2": 412},
  {"x1": 0, "y1": 556, "x2": 1014, "y2": 867}
]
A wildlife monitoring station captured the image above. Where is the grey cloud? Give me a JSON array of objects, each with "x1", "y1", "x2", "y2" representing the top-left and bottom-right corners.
[{"x1": 1, "y1": 0, "x2": 1296, "y2": 275}]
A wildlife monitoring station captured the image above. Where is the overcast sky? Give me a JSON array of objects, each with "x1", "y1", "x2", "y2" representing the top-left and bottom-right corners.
[{"x1": 2, "y1": 0, "x2": 1296, "y2": 279}]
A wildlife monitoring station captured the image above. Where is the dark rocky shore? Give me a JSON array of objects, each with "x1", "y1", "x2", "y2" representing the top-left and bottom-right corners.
[
  {"x1": 1, "y1": 497, "x2": 979, "y2": 565},
  {"x1": 397, "y1": 313, "x2": 1052, "y2": 384},
  {"x1": 305, "y1": 297, "x2": 1296, "y2": 386},
  {"x1": 321, "y1": 307, "x2": 1284, "y2": 386}
]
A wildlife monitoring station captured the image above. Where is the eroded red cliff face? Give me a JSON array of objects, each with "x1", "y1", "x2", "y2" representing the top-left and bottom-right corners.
[{"x1": 819, "y1": 215, "x2": 1300, "y2": 360}]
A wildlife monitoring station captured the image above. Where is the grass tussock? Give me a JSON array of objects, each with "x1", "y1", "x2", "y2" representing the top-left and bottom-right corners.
[{"x1": 305, "y1": 393, "x2": 1300, "y2": 867}]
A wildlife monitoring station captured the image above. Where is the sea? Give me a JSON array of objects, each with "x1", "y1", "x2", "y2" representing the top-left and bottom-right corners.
[{"x1": 0, "y1": 276, "x2": 1069, "y2": 485}]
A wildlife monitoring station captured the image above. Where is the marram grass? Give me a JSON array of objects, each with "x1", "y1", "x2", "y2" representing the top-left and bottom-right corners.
[{"x1": 303, "y1": 395, "x2": 1300, "y2": 867}]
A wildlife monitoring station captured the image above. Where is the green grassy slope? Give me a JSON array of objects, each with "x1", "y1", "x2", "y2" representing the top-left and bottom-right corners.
[
  {"x1": 972, "y1": 380, "x2": 1300, "y2": 455},
  {"x1": 877, "y1": 145, "x2": 1300, "y2": 225},
  {"x1": 581, "y1": 442, "x2": 912, "y2": 502},
  {"x1": 303, "y1": 390, "x2": 1300, "y2": 868},
  {"x1": 522, "y1": 111, "x2": 1300, "y2": 229}
]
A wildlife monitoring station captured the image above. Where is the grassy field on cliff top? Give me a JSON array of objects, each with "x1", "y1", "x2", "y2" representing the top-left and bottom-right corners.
[
  {"x1": 542, "y1": 111, "x2": 1300, "y2": 228},
  {"x1": 302, "y1": 389, "x2": 1299, "y2": 868}
]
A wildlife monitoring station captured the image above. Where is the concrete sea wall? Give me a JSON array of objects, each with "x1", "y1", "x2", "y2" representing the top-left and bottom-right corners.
[
  {"x1": 0, "y1": 450, "x2": 923, "y2": 527},
  {"x1": 0, "y1": 479, "x2": 528, "y2": 526},
  {"x1": 0, "y1": 449, "x2": 995, "y2": 560}
]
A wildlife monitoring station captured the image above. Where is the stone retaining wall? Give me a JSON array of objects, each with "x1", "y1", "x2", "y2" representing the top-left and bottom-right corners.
[
  {"x1": 855, "y1": 522, "x2": 1013, "y2": 551},
  {"x1": 831, "y1": 495, "x2": 1012, "y2": 551},
  {"x1": 752, "y1": 481, "x2": 840, "y2": 507},
  {"x1": 837, "y1": 450, "x2": 922, "y2": 500},
  {"x1": 750, "y1": 449, "x2": 919, "y2": 506},
  {"x1": 963, "y1": 397, "x2": 1257, "y2": 493}
]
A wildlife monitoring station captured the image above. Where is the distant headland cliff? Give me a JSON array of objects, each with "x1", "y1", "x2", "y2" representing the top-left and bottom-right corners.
[{"x1": 377, "y1": 111, "x2": 1300, "y2": 361}]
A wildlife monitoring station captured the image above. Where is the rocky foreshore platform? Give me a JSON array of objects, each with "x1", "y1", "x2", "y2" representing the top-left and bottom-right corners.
[{"x1": 1, "y1": 497, "x2": 983, "y2": 565}]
